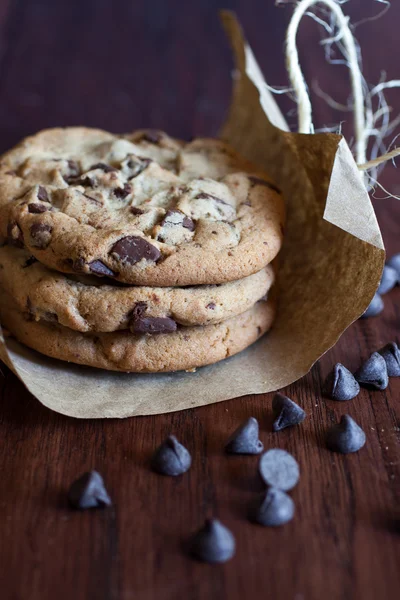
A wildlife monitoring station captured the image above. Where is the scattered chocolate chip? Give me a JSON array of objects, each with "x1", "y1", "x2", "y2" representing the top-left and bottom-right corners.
[
  {"x1": 225, "y1": 417, "x2": 264, "y2": 455},
  {"x1": 195, "y1": 192, "x2": 228, "y2": 205},
  {"x1": 188, "y1": 519, "x2": 235, "y2": 564},
  {"x1": 131, "y1": 302, "x2": 148, "y2": 319},
  {"x1": 131, "y1": 316, "x2": 177, "y2": 334},
  {"x1": 354, "y1": 352, "x2": 389, "y2": 390},
  {"x1": 160, "y1": 209, "x2": 195, "y2": 232},
  {"x1": 206, "y1": 302, "x2": 216, "y2": 310},
  {"x1": 67, "y1": 160, "x2": 80, "y2": 176},
  {"x1": 30, "y1": 223, "x2": 52, "y2": 249},
  {"x1": 249, "y1": 487, "x2": 295, "y2": 527},
  {"x1": 77, "y1": 176, "x2": 94, "y2": 187},
  {"x1": 7, "y1": 221, "x2": 24, "y2": 247},
  {"x1": 68, "y1": 470, "x2": 112, "y2": 509},
  {"x1": 323, "y1": 363, "x2": 360, "y2": 401},
  {"x1": 248, "y1": 176, "x2": 281, "y2": 194},
  {"x1": 90, "y1": 162, "x2": 118, "y2": 173},
  {"x1": 140, "y1": 130, "x2": 161, "y2": 144},
  {"x1": 326, "y1": 415, "x2": 366, "y2": 454},
  {"x1": 127, "y1": 156, "x2": 152, "y2": 179},
  {"x1": 28, "y1": 203, "x2": 50, "y2": 214},
  {"x1": 37, "y1": 186, "x2": 49, "y2": 202},
  {"x1": 361, "y1": 293, "x2": 384, "y2": 318},
  {"x1": 377, "y1": 265, "x2": 398, "y2": 294},
  {"x1": 211, "y1": 231, "x2": 217, "y2": 235},
  {"x1": 272, "y1": 393, "x2": 306, "y2": 431},
  {"x1": 114, "y1": 183, "x2": 132, "y2": 199},
  {"x1": 130, "y1": 206, "x2": 144, "y2": 215},
  {"x1": 110, "y1": 235, "x2": 161, "y2": 265},
  {"x1": 259, "y1": 449, "x2": 300, "y2": 491},
  {"x1": 151, "y1": 435, "x2": 191, "y2": 476},
  {"x1": 89, "y1": 260, "x2": 116, "y2": 277},
  {"x1": 378, "y1": 342, "x2": 400, "y2": 377},
  {"x1": 22, "y1": 256, "x2": 37, "y2": 268},
  {"x1": 387, "y1": 253, "x2": 400, "y2": 275}
]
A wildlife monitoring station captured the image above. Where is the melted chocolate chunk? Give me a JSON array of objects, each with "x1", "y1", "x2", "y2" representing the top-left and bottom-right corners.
[
  {"x1": 37, "y1": 186, "x2": 49, "y2": 202},
  {"x1": 206, "y1": 302, "x2": 216, "y2": 310},
  {"x1": 28, "y1": 203, "x2": 50, "y2": 214},
  {"x1": 30, "y1": 223, "x2": 52, "y2": 249},
  {"x1": 131, "y1": 316, "x2": 177, "y2": 334},
  {"x1": 130, "y1": 207, "x2": 144, "y2": 216},
  {"x1": 90, "y1": 162, "x2": 118, "y2": 173},
  {"x1": 248, "y1": 176, "x2": 281, "y2": 194},
  {"x1": 114, "y1": 183, "x2": 132, "y2": 199},
  {"x1": 195, "y1": 192, "x2": 229, "y2": 205},
  {"x1": 161, "y1": 209, "x2": 195, "y2": 231},
  {"x1": 89, "y1": 260, "x2": 117, "y2": 277},
  {"x1": 131, "y1": 301, "x2": 148, "y2": 319},
  {"x1": 7, "y1": 221, "x2": 24, "y2": 248},
  {"x1": 110, "y1": 236, "x2": 161, "y2": 265}
]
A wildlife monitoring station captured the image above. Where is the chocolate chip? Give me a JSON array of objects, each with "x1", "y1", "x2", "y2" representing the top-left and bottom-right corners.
[
  {"x1": 110, "y1": 235, "x2": 161, "y2": 265},
  {"x1": 326, "y1": 415, "x2": 366, "y2": 454},
  {"x1": 354, "y1": 352, "x2": 389, "y2": 390},
  {"x1": 151, "y1": 435, "x2": 191, "y2": 476},
  {"x1": 361, "y1": 293, "x2": 384, "y2": 318},
  {"x1": 22, "y1": 255, "x2": 37, "y2": 268},
  {"x1": 272, "y1": 393, "x2": 306, "y2": 431},
  {"x1": 90, "y1": 162, "x2": 118, "y2": 173},
  {"x1": 378, "y1": 265, "x2": 398, "y2": 294},
  {"x1": 387, "y1": 253, "x2": 400, "y2": 275},
  {"x1": 131, "y1": 316, "x2": 177, "y2": 334},
  {"x1": 160, "y1": 209, "x2": 195, "y2": 232},
  {"x1": 225, "y1": 417, "x2": 264, "y2": 455},
  {"x1": 140, "y1": 130, "x2": 161, "y2": 144},
  {"x1": 89, "y1": 260, "x2": 116, "y2": 277},
  {"x1": 206, "y1": 302, "x2": 216, "y2": 310},
  {"x1": 130, "y1": 207, "x2": 144, "y2": 215},
  {"x1": 127, "y1": 157, "x2": 152, "y2": 179},
  {"x1": 323, "y1": 363, "x2": 360, "y2": 401},
  {"x1": 67, "y1": 160, "x2": 80, "y2": 176},
  {"x1": 259, "y1": 449, "x2": 300, "y2": 491},
  {"x1": 131, "y1": 301, "x2": 148, "y2": 319},
  {"x1": 378, "y1": 342, "x2": 400, "y2": 377},
  {"x1": 188, "y1": 519, "x2": 235, "y2": 564},
  {"x1": 68, "y1": 470, "x2": 112, "y2": 509},
  {"x1": 248, "y1": 176, "x2": 281, "y2": 194},
  {"x1": 30, "y1": 223, "x2": 52, "y2": 249},
  {"x1": 28, "y1": 203, "x2": 50, "y2": 213},
  {"x1": 37, "y1": 186, "x2": 49, "y2": 202},
  {"x1": 195, "y1": 192, "x2": 228, "y2": 205},
  {"x1": 114, "y1": 183, "x2": 132, "y2": 199},
  {"x1": 7, "y1": 221, "x2": 24, "y2": 248},
  {"x1": 77, "y1": 176, "x2": 94, "y2": 187},
  {"x1": 249, "y1": 487, "x2": 295, "y2": 527}
]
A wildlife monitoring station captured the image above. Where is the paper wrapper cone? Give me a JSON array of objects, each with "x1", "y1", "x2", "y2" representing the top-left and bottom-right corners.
[{"x1": 0, "y1": 13, "x2": 384, "y2": 418}]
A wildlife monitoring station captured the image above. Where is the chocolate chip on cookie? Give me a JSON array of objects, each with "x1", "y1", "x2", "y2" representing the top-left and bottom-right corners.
[
  {"x1": 90, "y1": 162, "x2": 118, "y2": 173},
  {"x1": 110, "y1": 235, "x2": 161, "y2": 265},
  {"x1": 130, "y1": 206, "x2": 144, "y2": 215},
  {"x1": 113, "y1": 183, "x2": 132, "y2": 199},
  {"x1": 37, "y1": 186, "x2": 49, "y2": 202},
  {"x1": 88, "y1": 260, "x2": 117, "y2": 277},
  {"x1": 29, "y1": 223, "x2": 52, "y2": 249},
  {"x1": 131, "y1": 316, "x2": 177, "y2": 334},
  {"x1": 7, "y1": 221, "x2": 24, "y2": 247},
  {"x1": 28, "y1": 203, "x2": 51, "y2": 213}
]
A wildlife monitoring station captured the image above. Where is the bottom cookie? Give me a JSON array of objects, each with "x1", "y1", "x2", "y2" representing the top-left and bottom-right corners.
[{"x1": 0, "y1": 296, "x2": 275, "y2": 373}]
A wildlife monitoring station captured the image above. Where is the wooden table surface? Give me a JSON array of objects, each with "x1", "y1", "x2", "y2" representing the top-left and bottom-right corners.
[{"x1": 0, "y1": 1, "x2": 399, "y2": 599}]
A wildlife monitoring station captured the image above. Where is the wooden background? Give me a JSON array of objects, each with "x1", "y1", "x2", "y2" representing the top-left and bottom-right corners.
[{"x1": 0, "y1": 1, "x2": 399, "y2": 599}]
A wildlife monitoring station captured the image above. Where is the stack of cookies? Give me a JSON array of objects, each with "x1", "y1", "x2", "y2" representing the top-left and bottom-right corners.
[{"x1": 0, "y1": 128, "x2": 284, "y2": 372}]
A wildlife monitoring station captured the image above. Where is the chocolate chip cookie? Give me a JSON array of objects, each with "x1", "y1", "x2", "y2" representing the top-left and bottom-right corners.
[
  {"x1": 0, "y1": 246, "x2": 274, "y2": 331},
  {"x1": 0, "y1": 292, "x2": 276, "y2": 373},
  {"x1": 0, "y1": 127, "x2": 284, "y2": 286}
]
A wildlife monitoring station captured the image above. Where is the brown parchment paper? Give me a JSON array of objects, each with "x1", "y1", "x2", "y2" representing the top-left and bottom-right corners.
[{"x1": 0, "y1": 12, "x2": 384, "y2": 418}]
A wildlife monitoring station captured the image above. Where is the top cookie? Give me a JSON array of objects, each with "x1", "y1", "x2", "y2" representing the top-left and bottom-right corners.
[{"x1": 0, "y1": 127, "x2": 284, "y2": 286}]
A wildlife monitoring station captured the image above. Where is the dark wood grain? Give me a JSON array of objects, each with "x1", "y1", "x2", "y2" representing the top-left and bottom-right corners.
[{"x1": 0, "y1": 1, "x2": 399, "y2": 599}]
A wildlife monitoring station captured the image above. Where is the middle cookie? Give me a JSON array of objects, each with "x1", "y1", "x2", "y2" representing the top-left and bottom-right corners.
[{"x1": 0, "y1": 246, "x2": 274, "y2": 333}]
